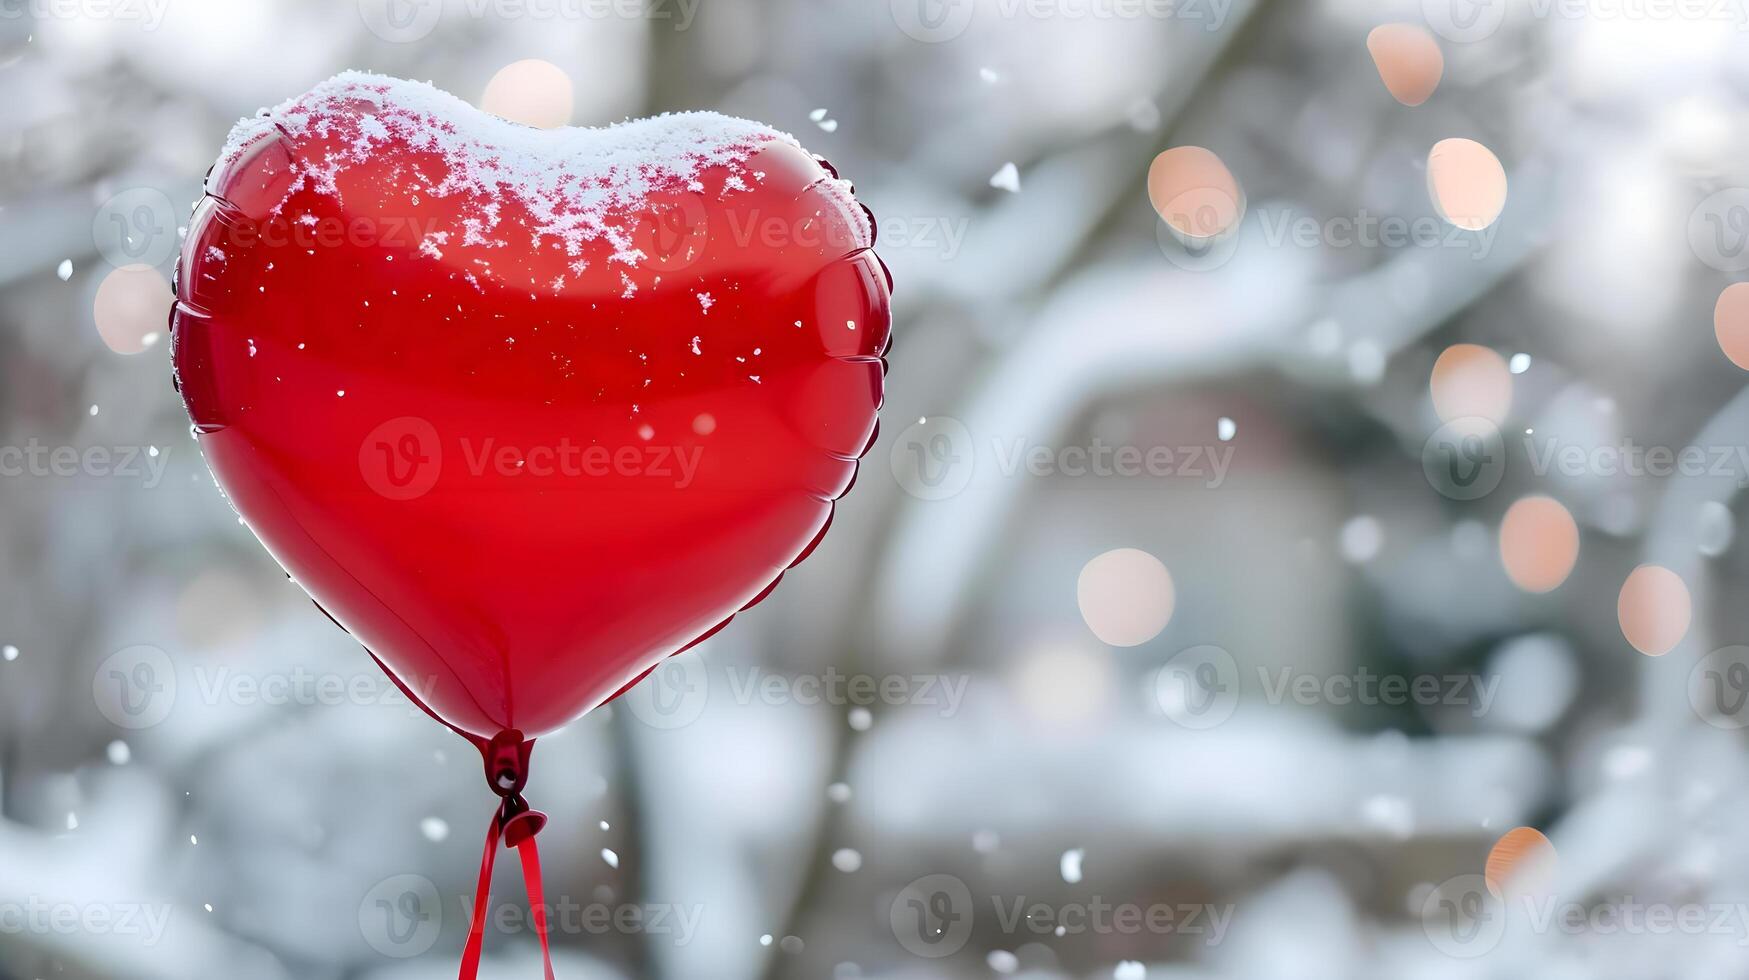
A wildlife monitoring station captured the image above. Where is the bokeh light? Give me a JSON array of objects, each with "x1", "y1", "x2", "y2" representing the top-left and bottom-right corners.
[
  {"x1": 1366, "y1": 24, "x2": 1444, "y2": 107},
  {"x1": 1713, "y1": 283, "x2": 1749, "y2": 370},
  {"x1": 1077, "y1": 548, "x2": 1175, "y2": 647},
  {"x1": 92, "y1": 264, "x2": 171, "y2": 355},
  {"x1": 1485, "y1": 826, "x2": 1557, "y2": 900},
  {"x1": 1617, "y1": 564, "x2": 1692, "y2": 656},
  {"x1": 1147, "y1": 146, "x2": 1242, "y2": 239},
  {"x1": 1430, "y1": 343, "x2": 1512, "y2": 425},
  {"x1": 1499, "y1": 496, "x2": 1579, "y2": 593},
  {"x1": 1427, "y1": 138, "x2": 1508, "y2": 231},
  {"x1": 480, "y1": 59, "x2": 575, "y2": 129}
]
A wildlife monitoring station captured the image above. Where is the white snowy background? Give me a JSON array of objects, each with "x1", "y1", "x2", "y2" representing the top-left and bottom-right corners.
[{"x1": 5, "y1": 0, "x2": 1749, "y2": 978}]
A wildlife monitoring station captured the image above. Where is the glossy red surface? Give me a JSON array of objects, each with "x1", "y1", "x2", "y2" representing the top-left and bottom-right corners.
[{"x1": 172, "y1": 93, "x2": 889, "y2": 739}]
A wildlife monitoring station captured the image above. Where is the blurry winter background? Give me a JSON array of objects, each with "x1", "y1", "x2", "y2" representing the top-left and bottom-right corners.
[{"x1": 8, "y1": 0, "x2": 1749, "y2": 976}]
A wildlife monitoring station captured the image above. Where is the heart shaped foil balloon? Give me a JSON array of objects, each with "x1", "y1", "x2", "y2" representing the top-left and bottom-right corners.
[{"x1": 171, "y1": 72, "x2": 890, "y2": 742}]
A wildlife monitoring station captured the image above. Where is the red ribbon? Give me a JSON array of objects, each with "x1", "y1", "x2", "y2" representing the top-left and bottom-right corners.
[
  {"x1": 358, "y1": 661, "x2": 558, "y2": 979},
  {"x1": 458, "y1": 805, "x2": 556, "y2": 980}
]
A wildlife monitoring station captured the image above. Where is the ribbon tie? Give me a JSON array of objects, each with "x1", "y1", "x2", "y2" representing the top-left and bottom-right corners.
[{"x1": 458, "y1": 730, "x2": 555, "y2": 980}]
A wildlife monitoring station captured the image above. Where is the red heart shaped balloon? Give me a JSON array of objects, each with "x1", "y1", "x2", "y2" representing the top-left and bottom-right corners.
[{"x1": 171, "y1": 73, "x2": 890, "y2": 740}]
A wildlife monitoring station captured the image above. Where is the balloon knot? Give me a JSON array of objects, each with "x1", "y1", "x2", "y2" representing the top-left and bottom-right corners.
[{"x1": 480, "y1": 730, "x2": 547, "y2": 847}]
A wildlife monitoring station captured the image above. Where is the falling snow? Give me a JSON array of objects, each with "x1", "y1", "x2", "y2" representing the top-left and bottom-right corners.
[
  {"x1": 1060, "y1": 848, "x2": 1084, "y2": 883},
  {"x1": 990, "y1": 162, "x2": 1021, "y2": 193}
]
